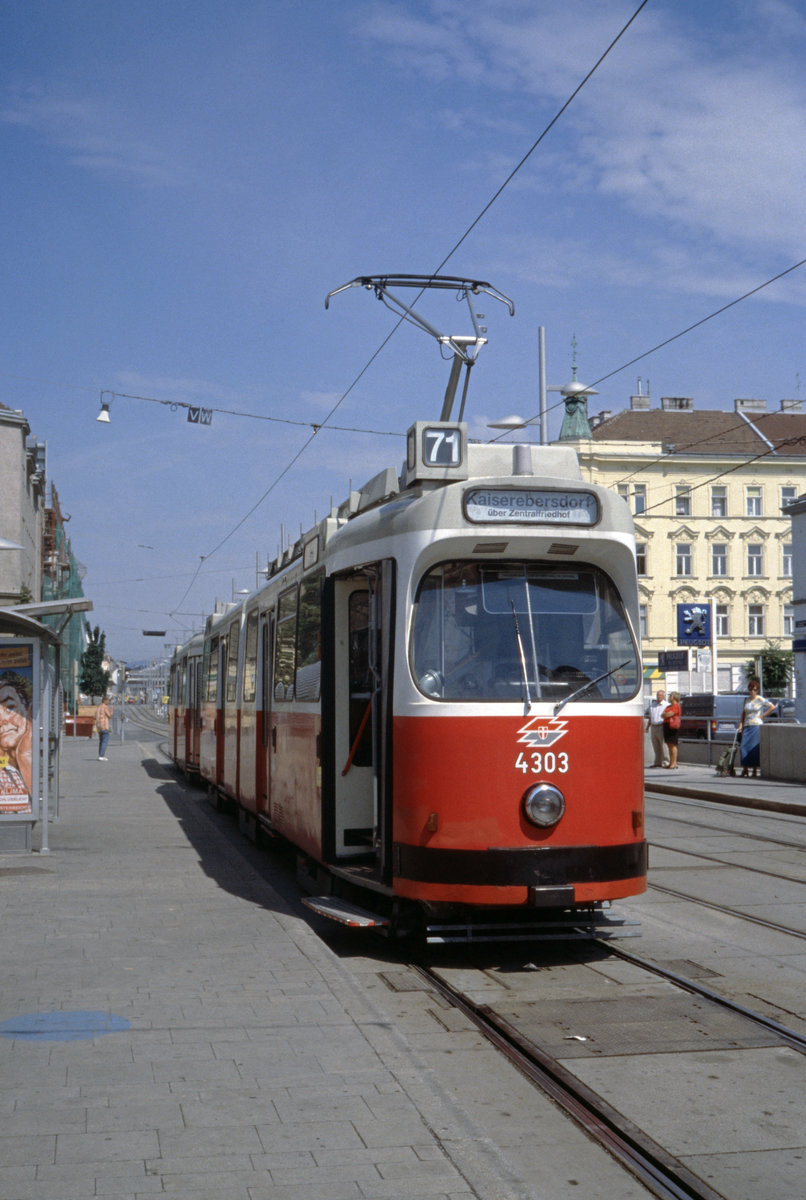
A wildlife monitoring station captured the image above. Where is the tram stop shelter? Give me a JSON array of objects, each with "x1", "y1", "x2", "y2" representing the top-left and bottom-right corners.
[{"x1": 0, "y1": 599, "x2": 92, "y2": 854}]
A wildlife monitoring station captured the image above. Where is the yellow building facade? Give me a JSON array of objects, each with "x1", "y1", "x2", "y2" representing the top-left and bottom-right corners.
[{"x1": 557, "y1": 396, "x2": 804, "y2": 692}]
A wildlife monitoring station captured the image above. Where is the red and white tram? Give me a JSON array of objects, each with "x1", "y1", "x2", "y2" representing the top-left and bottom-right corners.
[
  {"x1": 170, "y1": 425, "x2": 646, "y2": 941},
  {"x1": 169, "y1": 277, "x2": 646, "y2": 942}
]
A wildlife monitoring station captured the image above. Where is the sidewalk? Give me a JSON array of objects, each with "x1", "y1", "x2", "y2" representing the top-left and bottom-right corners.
[
  {"x1": 0, "y1": 732, "x2": 534, "y2": 1200},
  {"x1": 644, "y1": 758, "x2": 806, "y2": 815}
]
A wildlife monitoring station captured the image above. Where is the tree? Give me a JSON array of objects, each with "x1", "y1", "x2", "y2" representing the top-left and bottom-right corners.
[
  {"x1": 80, "y1": 624, "x2": 111, "y2": 699},
  {"x1": 744, "y1": 640, "x2": 793, "y2": 697}
]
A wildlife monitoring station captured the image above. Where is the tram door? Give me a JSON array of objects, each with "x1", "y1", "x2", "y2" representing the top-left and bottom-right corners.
[
  {"x1": 256, "y1": 612, "x2": 274, "y2": 818},
  {"x1": 188, "y1": 655, "x2": 200, "y2": 768},
  {"x1": 325, "y1": 562, "x2": 394, "y2": 882},
  {"x1": 216, "y1": 636, "x2": 228, "y2": 788}
]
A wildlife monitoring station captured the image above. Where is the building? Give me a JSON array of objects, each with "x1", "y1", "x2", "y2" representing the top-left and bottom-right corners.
[
  {"x1": 0, "y1": 403, "x2": 88, "y2": 705},
  {"x1": 41, "y1": 483, "x2": 88, "y2": 706},
  {"x1": 554, "y1": 392, "x2": 804, "y2": 693},
  {"x1": 0, "y1": 405, "x2": 46, "y2": 605}
]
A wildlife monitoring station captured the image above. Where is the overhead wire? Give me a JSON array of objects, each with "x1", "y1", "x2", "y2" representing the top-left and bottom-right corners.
[
  {"x1": 636, "y1": 436, "x2": 806, "y2": 518},
  {"x1": 173, "y1": 0, "x2": 652, "y2": 619},
  {"x1": 496, "y1": 252, "x2": 806, "y2": 446},
  {"x1": 101, "y1": 389, "x2": 402, "y2": 438}
]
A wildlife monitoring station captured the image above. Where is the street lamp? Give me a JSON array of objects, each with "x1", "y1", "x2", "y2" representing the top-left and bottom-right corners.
[{"x1": 96, "y1": 391, "x2": 113, "y2": 423}]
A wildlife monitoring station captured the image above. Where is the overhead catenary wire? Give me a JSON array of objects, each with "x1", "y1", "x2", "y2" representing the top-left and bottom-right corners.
[{"x1": 173, "y1": 0, "x2": 652, "y2": 618}]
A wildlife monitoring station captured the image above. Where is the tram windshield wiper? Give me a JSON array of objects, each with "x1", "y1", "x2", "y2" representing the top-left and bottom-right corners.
[
  {"x1": 510, "y1": 601, "x2": 531, "y2": 709},
  {"x1": 553, "y1": 660, "x2": 632, "y2": 716}
]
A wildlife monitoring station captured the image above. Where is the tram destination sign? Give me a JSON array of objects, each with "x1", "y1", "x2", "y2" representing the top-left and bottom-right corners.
[{"x1": 464, "y1": 487, "x2": 599, "y2": 525}]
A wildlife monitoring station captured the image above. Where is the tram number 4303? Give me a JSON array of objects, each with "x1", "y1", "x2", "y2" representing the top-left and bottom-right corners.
[{"x1": 515, "y1": 751, "x2": 569, "y2": 775}]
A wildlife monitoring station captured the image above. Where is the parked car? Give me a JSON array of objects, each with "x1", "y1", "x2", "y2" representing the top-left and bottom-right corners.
[
  {"x1": 680, "y1": 693, "x2": 799, "y2": 740},
  {"x1": 766, "y1": 699, "x2": 799, "y2": 723},
  {"x1": 679, "y1": 694, "x2": 744, "y2": 742}
]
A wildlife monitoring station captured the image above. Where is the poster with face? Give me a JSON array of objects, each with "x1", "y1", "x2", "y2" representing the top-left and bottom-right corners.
[{"x1": 0, "y1": 645, "x2": 34, "y2": 814}]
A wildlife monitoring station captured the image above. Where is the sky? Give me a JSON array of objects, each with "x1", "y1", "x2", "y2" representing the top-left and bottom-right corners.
[{"x1": 2, "y1": 0, "x2": 806, "y2": 663}]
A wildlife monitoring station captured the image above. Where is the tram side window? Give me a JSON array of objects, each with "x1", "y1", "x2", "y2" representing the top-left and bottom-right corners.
[
  {"x1": 242, "y1": 610, "x2": 259, "y2": 704},
  {"x1": 220, "y1": 638, "x2": 229, "y2": 705},
  {"x1": 296, "y1": 569, "x2": 324, "y2": 702},
  {"x1": 226, "y1": 623, "x2": 239, "y2": 703},
  {"x1": 203, "y1": 637, "x2": 219, "y2": 703},
  {"x1": 274, "y1": 587, "x2": 298, "y2": 701}
]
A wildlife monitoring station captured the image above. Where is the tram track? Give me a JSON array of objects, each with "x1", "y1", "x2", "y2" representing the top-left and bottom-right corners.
[
  {"x1": 648, "y1": 840, "x2": 806, "y2": 886},
  {"x1": 123, "y1": 704, "x2": 170, "y2": 737},
  {"x1": 405, "y1": 933, "x2": 806, "y2": 1200},
  {"x1": 415, "y1": 960, "x2": 722, "y2": 1200},
  {"x1": 644, "y1": 795, "x2": 806, "y2": 853},
  {"x1": 646, "y1": 879, "x2": 806, "y2": 941}
]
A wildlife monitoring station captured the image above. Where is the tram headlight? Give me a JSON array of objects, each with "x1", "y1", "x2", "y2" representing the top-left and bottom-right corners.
[{"x1": 522, "y1": 783, "x2": 565, "y2": 829}]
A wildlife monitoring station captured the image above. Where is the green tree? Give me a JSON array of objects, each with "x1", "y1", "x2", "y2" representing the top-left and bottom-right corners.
[
  {"x1": 80, "y1": 624, "x2": 111, "y2": 698},
  {"x1": 744, "y1": 640, "x2": 793, "y2": 697}
]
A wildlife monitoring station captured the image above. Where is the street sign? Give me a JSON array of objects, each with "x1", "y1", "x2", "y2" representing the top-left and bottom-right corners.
[
  {"x1": 658, "y1": 649, "x2": 690, "y2": 671},
  {"x1": 677, "y1": 602, "x2": 711, "y2": 645}
]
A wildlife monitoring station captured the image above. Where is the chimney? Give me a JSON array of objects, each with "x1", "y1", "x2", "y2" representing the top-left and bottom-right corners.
[
  {"x1": 734, "y1": 398, "x2": 767, "y2": 413},
  {"x1": 780, "y1": 398, "x2": 803, "y2": 413},
  {"x1": 630, "y1": 376, "x2": 651, "y2": 410},
  {"x1": 661, "y1": 397, "x2": 693, "y2": 411},
  {"x1": 589, "y1": 411, "x2": 611, "y2": 430}
]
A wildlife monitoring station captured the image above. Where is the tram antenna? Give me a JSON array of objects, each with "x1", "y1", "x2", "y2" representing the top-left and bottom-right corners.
[{"x1": 325, "y1": 275, "x2": 514, "y2": 420}]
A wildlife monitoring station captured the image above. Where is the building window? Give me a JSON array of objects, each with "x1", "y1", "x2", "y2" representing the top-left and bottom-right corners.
[
  {"x1": 635, "y1": 543, "x2": 647, "y2": 575},
  {"x1": 747, "y1": 543, "x2": 763, "y2": 576},
  {"x1": 715, "y1": 603, "x2": 729, "y2": 638},
  {"x1": 748, "y1": 604, "x2": 765, "y2": 637},
  {"x1": 784, "y1": 604, "x2": 794, "y2": 637},
  {"x1": 783, "y1": 543, "x2": 793, "y2": 577},
  {"x1": 711, "y1": 486, "x2": 728, "y2": 518},
  {"x1": 639, "y1": 603, "x2": 647, "y2": 639},
  {"x1": 711, "y1": 543, "x2": 728, "y2": 576},
  {"x1": 675, "y1": 485, "x2": 691, "y2": 516},
  {"x1": 675, "y1": 543, "x2": 692, "y2": 575},
  {"x1": 746, "y1": 486, "x2": 762, "y2": 517},
  {"x1": 618, "y1": 483, "x2": 647, "y2": 515},
  {"x1": 781, "y1": 486, "x2": 797, "y2": 510}
]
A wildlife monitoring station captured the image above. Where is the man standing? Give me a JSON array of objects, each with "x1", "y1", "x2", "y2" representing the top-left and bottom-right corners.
[{"x1": 646, "y1": 689, "x2": 668, "y2": 767}]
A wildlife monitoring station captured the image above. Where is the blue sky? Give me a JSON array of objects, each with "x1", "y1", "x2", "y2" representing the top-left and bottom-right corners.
[{"x1": 2, "y1": 0, "x2": 806, "y2": 662}]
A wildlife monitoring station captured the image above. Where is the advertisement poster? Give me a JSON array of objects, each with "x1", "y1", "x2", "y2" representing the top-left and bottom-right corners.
[{"x1": 0, "y1": 644, "x2": 34, "y2": 814}]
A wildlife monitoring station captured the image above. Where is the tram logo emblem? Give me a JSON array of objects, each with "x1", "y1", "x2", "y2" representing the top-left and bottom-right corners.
[{"x1": 517, "y1": 716, "x2": 568, "y2": 749}]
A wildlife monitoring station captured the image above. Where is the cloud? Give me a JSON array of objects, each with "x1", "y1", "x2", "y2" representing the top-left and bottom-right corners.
[
  {"x1": 361, "y1": 2, "x2": 806, "y2": 261},
  {"x1": 0, "y1": 85, "x2": 190, "y2": 188}
]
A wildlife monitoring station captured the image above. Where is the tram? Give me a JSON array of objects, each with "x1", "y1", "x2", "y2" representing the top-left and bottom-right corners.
[{"x1": 169, "y1": 277, "x2": 646, "y2": 942}]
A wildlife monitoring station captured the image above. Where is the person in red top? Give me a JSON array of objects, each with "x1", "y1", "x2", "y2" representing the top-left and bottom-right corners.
[{"x1": 662, "y1": 691, "x2": 682, "y2": 769}]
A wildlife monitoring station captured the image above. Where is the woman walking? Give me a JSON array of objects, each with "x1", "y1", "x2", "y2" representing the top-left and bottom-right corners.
[{"x1": 737, "y1": 678, "x2": 775, "y2": 779}]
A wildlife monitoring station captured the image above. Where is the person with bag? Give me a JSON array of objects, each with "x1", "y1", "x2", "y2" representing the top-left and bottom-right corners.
[
  {"x1": 661, "y1": 691, "x2": 682, "y2": 769},
  {"x1": 737, "y1": 677, "x2": 775, "y2": 779}
]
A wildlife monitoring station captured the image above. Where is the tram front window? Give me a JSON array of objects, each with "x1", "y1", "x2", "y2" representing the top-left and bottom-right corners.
[{"x1": 411, "y1": 561, "x2": 639, "y2": 702}]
